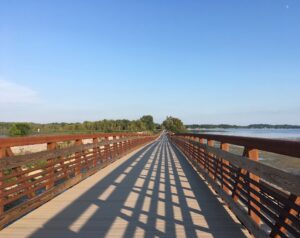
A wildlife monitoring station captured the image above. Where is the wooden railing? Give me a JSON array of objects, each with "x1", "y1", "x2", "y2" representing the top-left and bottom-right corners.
[
  {"x1": 0, "y1": 133, "x2": 157, "y2": 228},
  {"x1": 170, "y1": 133, "x2": 300, "y2": 238}
]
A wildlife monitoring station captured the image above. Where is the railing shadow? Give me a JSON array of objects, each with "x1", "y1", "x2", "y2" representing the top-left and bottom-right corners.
[
  {"x1": 25, "y1": 136, "x2": 248, "y2": 238},
  {"x1": 167, "y1": 141, "x2": 248, "y2": 237}
]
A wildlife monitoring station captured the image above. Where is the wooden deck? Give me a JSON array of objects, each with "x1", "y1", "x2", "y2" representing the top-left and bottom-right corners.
[{"x1": 0, "y1": 135, "x2": 250, "y2": 238}]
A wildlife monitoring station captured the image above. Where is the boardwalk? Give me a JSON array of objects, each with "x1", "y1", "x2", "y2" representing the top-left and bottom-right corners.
[{"x1": 0, "y1": 135, "x2": 249, "y2": 238}]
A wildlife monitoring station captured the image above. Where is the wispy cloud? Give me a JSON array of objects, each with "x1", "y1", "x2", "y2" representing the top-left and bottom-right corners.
[{"x1": 0, "y1": 79, "x2": 39, "y2": 104}]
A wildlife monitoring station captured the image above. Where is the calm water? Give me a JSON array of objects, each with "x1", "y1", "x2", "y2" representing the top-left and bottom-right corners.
[
  {"x1": 2, "y1": 129, "x2": 300, "y2": 140},
  {"x1": 191, "y1": 128, "x2": 300, "y2": 140}
]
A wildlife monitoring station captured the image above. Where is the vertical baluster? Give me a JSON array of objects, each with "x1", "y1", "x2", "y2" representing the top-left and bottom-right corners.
[
  {"x1": 186, "y1": 136, "x2": 190, "y2": 157},
  {"x1": 190, "y1": 136, "x2": 194, "y2": 164},
  {"x1": 119, "y1": 136, "x2": 124, "y2": 157},
  {"x1": 0, "y1": 147, "x2": 6, "y2": 216},
  {"x1": 125, "y1": 136, "x2": 128, "y2": 154},
  {"x1": 129, "y1": 136, "x2": 132, "y2": 151},
  {"x1": 99, "y1": 137, "x2": 104, "y2": 163},
  {"x1": 116, "y1": 136, "x2": 120, "y2": 158},
  {"x1": 271, "y1": 195, "x2": 299, "y2": 237},
  {"x1": 207, "y1": 140, "x2": 215, "y2": 179},
  {"x1": 220, "y1": 143, "x2": 230, "y2": 194},
  {"x1": 192, "y1": 136, "x2": 196, "y2": 162},
  {"x1": 103, "y1": 137, "x2": 108, "y2": 162},
  {"x1": 232, "y1": 150, "x2": 248, "y2": 203},
  {"x1": 112, "y1": 136, "x2": 117, "y2": 159},
  {"x1": 126, "y1": 137, "x2": 129, "y2": 152},
  {"x1": 46, "y1": 142, "x2": 57, "y2": 190},
  {"x1": 246, "y1": 148, "x2": 261, "y2": 226},
  {"x1": 110, "y1": 136, "x2": 114, "y2": 159},
  {"x1": 59, "y1": 154, "x2": 68, "y2": 181},
  {"x1": 93, "y1": 137, "x2": 98, "y2": 167},
  {"x1": 199, "y1": 138, "x2": 205, "y2": 169},
  {"x1": 108, "y1": 136, "x2": 113, "y2": 161},
  {"x1": 124, "y1": 135, "x2": 128, "y2": 154},
  {"x1": 124, "y1": 137, "x2": 128, "y2": 154},
  {"x1": 74, "y1": 139, "x2": 82, "y2": 176}
]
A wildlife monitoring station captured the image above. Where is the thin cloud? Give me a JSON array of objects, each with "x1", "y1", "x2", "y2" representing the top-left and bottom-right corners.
[{"x1": 0, "y1": 79, "x2": 39, "y2": 103}]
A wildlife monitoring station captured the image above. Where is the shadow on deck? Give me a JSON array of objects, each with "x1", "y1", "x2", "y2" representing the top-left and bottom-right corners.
[{"x1": 1, "y1": 137, "x2": 249, "y2": 238}]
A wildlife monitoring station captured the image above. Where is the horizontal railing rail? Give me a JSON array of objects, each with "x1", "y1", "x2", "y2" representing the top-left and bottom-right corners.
[
  {"x1": 169, "y1": 133, "x2": 300, "y2": 238},
  {"x1": 0, "y1": 133, "x2": 157, "y2": 228},
  {"x1": 0, "y1": 132, "x2": 146, "y2": 151},
  {"x1": 177, "y1": 133, "x2": 300, "y2": 158}
]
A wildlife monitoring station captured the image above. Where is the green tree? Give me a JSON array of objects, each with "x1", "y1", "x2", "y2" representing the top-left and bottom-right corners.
[
  {"x1": 162, "y1": 116, "x2": 186, "y2": 133},
  {"x1": 9, "y1": 123, "x2": 31, "y2": 136},
  {"x1": 140, "y1": 115, "x2": 155, "y2": 131}
]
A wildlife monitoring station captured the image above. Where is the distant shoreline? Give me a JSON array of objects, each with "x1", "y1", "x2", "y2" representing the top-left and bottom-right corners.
[{"x1": 186, "y1": 124, "x2": 300, "y2": 130}]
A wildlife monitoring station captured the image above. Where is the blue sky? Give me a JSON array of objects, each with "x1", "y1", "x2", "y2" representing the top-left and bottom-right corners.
[{"x1": 0, "y1": 0, "x2": 299, "y2": 124}]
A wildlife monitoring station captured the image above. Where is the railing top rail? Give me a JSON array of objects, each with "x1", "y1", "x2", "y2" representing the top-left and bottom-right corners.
[
  {"x1": 0, "y1": 136, "x2": 147, "y2": 169},
  {"x1": 176, "y1": 133, "x2": 300, "y2": 158},
  {"x1": 0, "y1": 132, "x2": 148, "y2": 147}
]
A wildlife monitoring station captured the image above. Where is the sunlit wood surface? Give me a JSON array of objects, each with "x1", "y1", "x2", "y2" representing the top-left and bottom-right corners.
[{"x1": 0, "y1": 136, "x2": 250, "y2": 238}]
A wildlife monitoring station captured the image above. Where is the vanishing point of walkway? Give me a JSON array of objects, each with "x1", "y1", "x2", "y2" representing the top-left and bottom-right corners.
[{"x1": 0, "y1": 135, "x2": 249, "y2": 238}]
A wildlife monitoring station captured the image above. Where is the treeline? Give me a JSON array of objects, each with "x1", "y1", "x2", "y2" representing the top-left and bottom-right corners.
[
  {"x1": 2, "y1": 119, "x2": 299, "y2": 137},
  {"x1": 0, "y1": 115, "x2": 161, "y2": 136},
  {"x1": 162, "y1": 116, "x2": 186, "y2": 133},
  {"x1": 186, "y1": 124, "x2": 300, "y2": 129}
]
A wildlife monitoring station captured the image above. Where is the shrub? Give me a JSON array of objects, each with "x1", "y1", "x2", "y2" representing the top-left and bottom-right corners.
[{"x1": 9, "y1": 123, "x2": 31, "y2": 136}]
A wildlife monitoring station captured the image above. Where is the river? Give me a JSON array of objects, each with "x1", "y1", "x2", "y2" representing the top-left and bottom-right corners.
[{"x1": 190, "y1": 128, "x2": 300, "y2": 140}]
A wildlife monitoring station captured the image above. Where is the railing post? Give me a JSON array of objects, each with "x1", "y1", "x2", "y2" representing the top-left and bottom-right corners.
[
  {"x1": 124, "y1": 135, "x2": 128, "y2": 154},
  {"x1": 93, "y1": 137, "x2": 99, "y2": 167},
  {"x1": 271, "y1": 195, "x2": 300, "y2": 237},
  {"x1": 75, "y1": 139, "x2": 82, "y2": 176},
  {"x1": 0, "y1": 147, "x2": 15, "y2": 217},
  {"x1": 190, "y1": 136, "x2": 195, "y2": 165},
  {"x1": 0, "y1": 147, "x2": 6, "y2": 216},
  {"x1": 246, "y1": 148, "x2": 261, "y2": 226},
  {"x1": 115, "y1": 136, "x2": 120, "y2": 158},
  {"x1": 99, "y1": 137, "x2": 104, "y2": 163},
  {"x1": 207, "y1": 140, "x2": 215, "y2": 179},
  {"x1": 220, "y1": 143, "x2": 230, "y2": 194},
  {"x1": 104, "y1": 137, "x2": 110, "y2": 161},
  {"x1": 46, "y1": 142, "x2": 57, "y2": 190},
  {"x1": 122, "y1": 136, "x2": 126, "y2": 155},
  {"x1": 128, "y1": 136, "x2": 132, "y2": 150},
  {"x1": 112, "y1": 136, "x2": 117, "y2": 158},
  {"x1": 187, "y1": 136, "x2": 191, "y2": 157},
  {"x1": 199, "y1": 138, "x2": 205, "y2": 169},
  {"x1": 109, "y1": 136, "x2": 113, "y2": 159},
  {"x1": 123, "y1": 136, "x2": 128, "y2": 154},
  {"x1": 119, "y1": 136, "x2": 123, "y2": 156}
]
